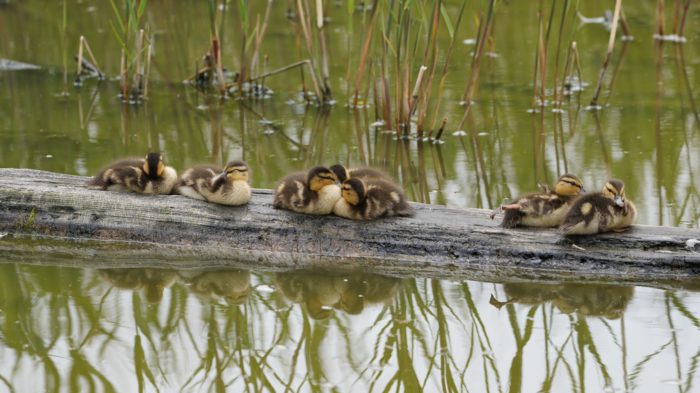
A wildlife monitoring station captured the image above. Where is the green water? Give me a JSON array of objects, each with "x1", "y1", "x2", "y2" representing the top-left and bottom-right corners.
[{"x1": 1, "y1": 1, "x2": 700, "y2": 392}]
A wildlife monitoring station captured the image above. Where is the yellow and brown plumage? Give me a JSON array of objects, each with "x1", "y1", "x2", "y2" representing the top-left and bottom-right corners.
[
  {"x1": 273, "y1": 166, "x2": 341, "y2": 215},
  {"x1": 333, "y1": 178, "x2": 415, "y2": 220},
  {"x1": 496, "y1": 174, "x2": 585, "y2": 228},
  {"x1": 560, "y1": 179, "x2": 637, "y2": 235},
  {"x1": 176, "y1": 160, "x2": 251, "y2": 206},
  {"x1": 87, "y1": 152, "x2": 178, "y2": 195}
]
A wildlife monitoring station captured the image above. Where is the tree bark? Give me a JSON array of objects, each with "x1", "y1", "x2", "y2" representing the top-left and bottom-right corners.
[{"x1": 1, "y1": 169, "x2": 698, "y2": 284}]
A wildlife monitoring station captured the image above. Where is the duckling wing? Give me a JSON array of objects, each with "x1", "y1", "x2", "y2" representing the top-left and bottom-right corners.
[
  {"x1": 107, "y1": 165, "x2": 146, "y2": 190},
  {"x1": 364, "y1": 180, "x2": 413, "y2": 219},
  {"x1": 560, "y1": 194, "x2": 611, "y2": 235},
  {"x1": 181, "y1": 166, "x2": 220, "y2": 188},
  {"x1": 87, "y1": 158, "x2": 143, "y2": 188},
  {"x1": 500, "y1": 192, "x2": 549, "y2": 228},
  {"x1": 273, "y1": 172, "x2": 309, "y2": 210}
]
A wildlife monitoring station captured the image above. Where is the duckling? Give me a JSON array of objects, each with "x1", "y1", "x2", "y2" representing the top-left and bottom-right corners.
[
  {"x1": 273, "y1": 166, "x2": 341, "y2": 215},
  {"x1": 333, "y1": 178, "x2": 415, "y2": 220},
  {"x1": 560, "y1": 179, "x2": 637, "y2": 235},
  {"x1": 176, "y1": 160, "x2": 251, "y2": 206},
  {"x1": 330, "y1": 163, "x2": 394, "y2": 183},
  {"x1": 87, "y1": 152, "x2": 178, "y2": 195},
  {"x1": 493, "y1": 174, "x2": 585, "y2": 228}
]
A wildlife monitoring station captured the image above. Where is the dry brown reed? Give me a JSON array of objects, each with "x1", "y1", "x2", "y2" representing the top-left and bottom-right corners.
[{"x1": 589, "y1": 0, "x2": 622, "y2": 108}]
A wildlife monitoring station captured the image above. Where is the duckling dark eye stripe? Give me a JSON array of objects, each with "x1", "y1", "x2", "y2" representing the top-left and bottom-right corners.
[
  {"x1": 562, "y1": 180, "x2": 580, "y2": 187},
  {"x1": 605, "y1": 186, "x2": 617, "y2": 194}
]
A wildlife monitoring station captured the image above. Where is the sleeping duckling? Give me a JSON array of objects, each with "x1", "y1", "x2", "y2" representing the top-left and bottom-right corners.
[
  {"x1": 560, "y1": 179, "x2": 636, "y2": 235},
  {"x1": 87, "y1": 152, "x2": 178, "y2": 195},
  {"x1": 330, "y1": 164, "x2": 393, "y2": 183},
  {"x1": 333, "y1": 178, "x2": 415, "y2": 220},
  {"x1": 176, "y1": 160, "x2": 251, "y2": 206},
  {"x1": 273, "y1": 166, "x2": 341, "y2": 215},
  {"x1": 493, "y1": 174, "x2": 585, "y2": 228}
]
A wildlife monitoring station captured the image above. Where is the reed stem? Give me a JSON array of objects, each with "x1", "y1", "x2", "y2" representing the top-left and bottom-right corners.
[
  {"x1": 589, "y1": 0, "x2": 622, "y2": 108},
  {"x1": 76, "y1": 36, "x2": 85, "y2": 85},
  {"x1": 455, "y1": 0, "x2": 496, "y2": 133}
]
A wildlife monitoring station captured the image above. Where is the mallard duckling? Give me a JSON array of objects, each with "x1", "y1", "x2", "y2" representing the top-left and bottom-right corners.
[
  {"x1": 176, "y1": 160, "x2": 251, "y2": 206},
  {"x1": 273, "y1": 166, "x2": 341, "y2": 215},
  {"x1": 493, "y1": 174, "x2": 585, "y2": 228},
  {"x1": 333, "y1": 178, "x2": 415, "y2": 220},
  {"x1": 330, "y1": 164, "x2": 393, "y2": 183},
  {"x1": 87, "y1": 152, "x2": 178, "y2": 195},
  {"x1": 560, "y1": 179, "x2": 636, "y2": 235}
]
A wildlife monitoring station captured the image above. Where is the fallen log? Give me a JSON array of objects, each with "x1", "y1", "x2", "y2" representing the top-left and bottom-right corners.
[{"x1": 1, "y1": 169, "x2": 699, "y2": 284}]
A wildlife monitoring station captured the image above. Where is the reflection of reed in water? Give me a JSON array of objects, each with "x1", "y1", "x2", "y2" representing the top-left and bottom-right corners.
[
  {"x1": 98, "y1": 268, "x2": 178, "y2": 304},
  {"x1": 275, "y1": 271, "x2": 402, "y2": 319},
  {"x1": 502, "y1": 282, "x2": 634, "y2": 319},
  {"x1": 180, "y1": 269, "x2": 251, "y2": 305}
]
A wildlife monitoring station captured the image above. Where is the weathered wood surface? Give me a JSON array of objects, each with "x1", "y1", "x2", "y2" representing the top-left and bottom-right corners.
[{"x1": 1, "y1": 169, "x2": 699, "y2": 284}]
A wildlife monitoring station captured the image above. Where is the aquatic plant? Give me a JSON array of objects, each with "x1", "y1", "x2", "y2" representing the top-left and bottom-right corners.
[{"x1": 108, "y1": 0, "x2": 151, "y2": 103}]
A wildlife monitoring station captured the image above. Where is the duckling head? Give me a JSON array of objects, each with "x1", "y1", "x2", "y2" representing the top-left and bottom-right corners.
[
  {"x1": 554, "y1": 174, "x2": 585, "y2": 196},
  {"x1": 330, "y1": 164, "x2": 350, "y2": 183},
  {"x1": 341, "y1": 178, "x2": 366, "y2": 206},
  {"x1": 602, "y1": 179, "x2": 626, "y2": 207},
  {"x1": 142, "y1": 152, "x2": 165, "y2": 179},
  {"x1": 307, "y1": 166, "x2": 338, "y2": 191},
  {"x1": 223, "y1": 160, "x2": 249, "y2": 182}
]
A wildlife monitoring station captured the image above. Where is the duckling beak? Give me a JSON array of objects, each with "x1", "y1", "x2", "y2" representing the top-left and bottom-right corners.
[
  {"x1": 614, "y1": 195, "x2": 625, "y2": 207},
  {"x1": 581, "y1": 187, "x2": 586, "y2": 193}
]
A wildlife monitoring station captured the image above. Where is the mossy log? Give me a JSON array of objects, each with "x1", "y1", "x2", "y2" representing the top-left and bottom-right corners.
[{"x1": 0, "y1": 169, "x2": 699, "y2": 284}]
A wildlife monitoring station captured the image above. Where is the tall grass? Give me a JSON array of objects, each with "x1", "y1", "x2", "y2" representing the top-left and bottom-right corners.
[
  {"x1": 348, "y1": 1, "x2": 470, "y2": 140},
  {"x1": 453, "y1": 0, "x2": 496, "y2": 135}
]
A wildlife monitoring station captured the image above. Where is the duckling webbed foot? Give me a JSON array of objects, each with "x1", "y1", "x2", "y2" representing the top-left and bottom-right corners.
[
  {"x1": 490, "y1": 203, "x2": 520, "y2": 220},
  {"x1": 500, "y1": 203, "x2": 521, "y2": 211}
]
